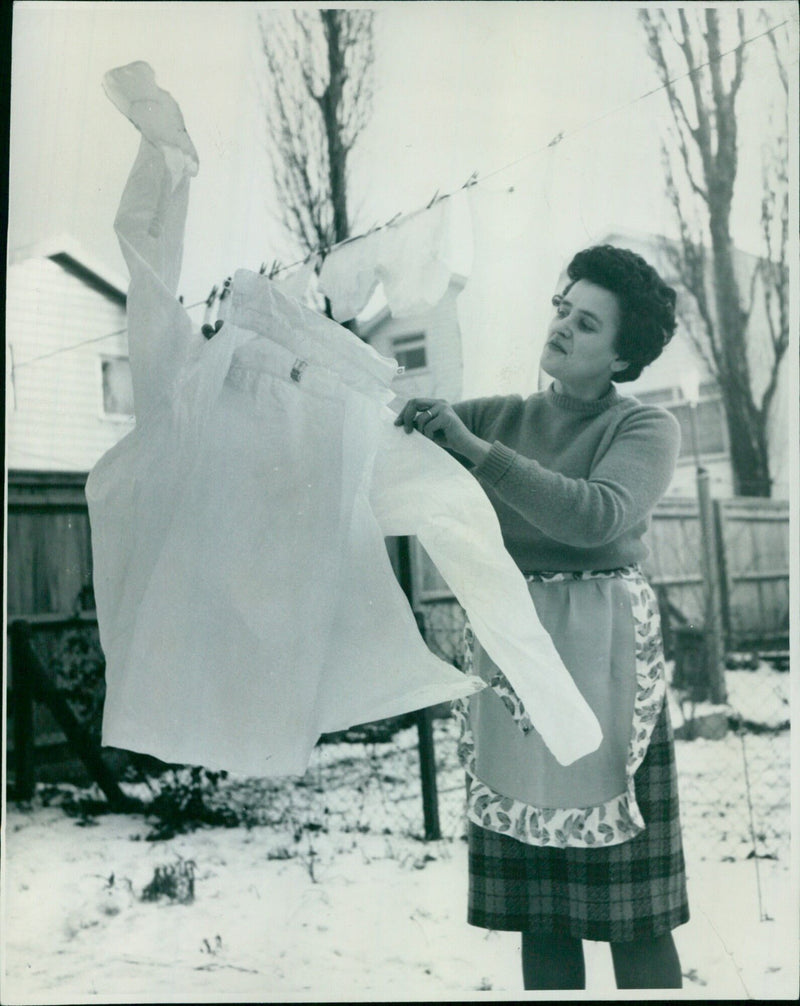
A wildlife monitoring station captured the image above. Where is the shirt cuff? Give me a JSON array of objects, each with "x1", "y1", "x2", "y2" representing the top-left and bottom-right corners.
[{"x1": 473, "y1": 440, "x2": 517, "y2": 486}]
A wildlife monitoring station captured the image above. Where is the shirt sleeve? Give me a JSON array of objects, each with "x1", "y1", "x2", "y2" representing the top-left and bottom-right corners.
[
  {"x1": 471, "y1": 406, "x2": 681, "y2": 548},
  {"x1": 104, "y1": 62, "x2": 199, "y2": 418}
]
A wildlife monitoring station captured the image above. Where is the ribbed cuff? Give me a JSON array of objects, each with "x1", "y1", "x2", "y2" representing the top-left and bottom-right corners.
[{"x1": 473, "y1": 440, "x2": 517, "y2": 485}]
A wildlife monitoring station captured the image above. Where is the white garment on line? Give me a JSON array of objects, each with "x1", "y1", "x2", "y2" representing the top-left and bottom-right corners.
[
  {"x1": 375, "y1": 198, "x2": 454, "y2": 317},
  {"x1": 275, "y1": 258, "x2": 318, "y2": 304},
  {"x1": 88, "y1": 61, "x2": 602, "y2": 776},
  {"x1": 317, "y1": 231, "x2": 383, "y2": 322},
  {"x1": 317, "y1": 194, "x2": 470, "y2": 322}
]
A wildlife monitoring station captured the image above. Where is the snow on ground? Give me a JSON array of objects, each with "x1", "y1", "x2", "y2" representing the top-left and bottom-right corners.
[{"x1": 2, "y1": 668, "x2": 796, "y2": 1002}]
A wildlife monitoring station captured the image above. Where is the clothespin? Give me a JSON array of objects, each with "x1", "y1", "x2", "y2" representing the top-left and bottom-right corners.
[
  {"x1": 205, "y1": 284, "x2": 219, "y2": 307},
  {"x1": 267, "y1": 260, "x2": 281, "y2": 280},
  {"x1": 302, "y1": 252, "x2": 323, "y2": 281},
  {"x1": 462, "y1": 170, "x2": 479, "y2": 188},
  {"x1": 211, "y1": 276, "x2": 233, "y2": 326},
  {"x1": 202, "y1": 320, "x2": 225, "y2": 341},
  {"x1": 384, "y1": 211, "x2": 402, "y2": 228},
  {"x1": 178, "y1": 294, "x2": 184, "y2": 305},
  {"x1": 258, "y1": 262, "x2": 267, "y2": 275},
  {"x1": 426, "y1": 189, "x2": 440, "y2": 209},
  {"x1": 548, "y1": 131, "x2": 565, "y2": 148}
]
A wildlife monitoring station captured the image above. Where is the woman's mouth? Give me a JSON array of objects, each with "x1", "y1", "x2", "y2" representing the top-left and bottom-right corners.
[{"x1": 547, "y1": 341, "x2": 568, "y2": 355}]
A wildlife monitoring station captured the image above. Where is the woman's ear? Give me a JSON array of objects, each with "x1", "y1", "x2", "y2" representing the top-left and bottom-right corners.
[{"x1": 610, "y1": 358, "x2": 630, "y2": 375}]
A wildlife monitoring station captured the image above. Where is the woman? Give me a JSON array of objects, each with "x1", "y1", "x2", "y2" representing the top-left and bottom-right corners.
[{"x1": 395, "y1": 245, "x2": 689, "y2": 990}]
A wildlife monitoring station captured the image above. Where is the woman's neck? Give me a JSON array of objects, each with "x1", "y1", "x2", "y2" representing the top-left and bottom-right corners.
[{"x1": 553, "y1": 377, "x2": 614, "y2": 401}]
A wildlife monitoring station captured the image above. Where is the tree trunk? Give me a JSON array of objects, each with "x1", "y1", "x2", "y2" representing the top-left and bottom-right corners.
[
  {"x1": 720, "y1": 387, "x2": 772, "y2": 496},
  {"x1": 708, "y1": 205, "x2": 772, "y2": 496},
  {"x1": 703, "y1": 142, "x2": 771, "y2": 497},
  {"x1": 321, "y1": 11, "x2": 350, "y2": 245}
]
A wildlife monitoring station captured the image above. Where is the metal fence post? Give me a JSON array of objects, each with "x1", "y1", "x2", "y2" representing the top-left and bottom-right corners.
[
  {"x1": 416, "y1": 706, "x2": 441, "y2": 841},
  {"x1": 713, "y1": 498, "x2": 732, "y2": 651},
  {"x1": 394, "y1": 536, "x2": 441, "y2": 841},
  {"x1": 696, "y1": 469, "x2": 727, "y2": 704}
]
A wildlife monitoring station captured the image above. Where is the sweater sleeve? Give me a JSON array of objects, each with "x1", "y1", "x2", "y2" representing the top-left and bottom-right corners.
[
  {"x1": 452, "y1": 395, "x2": 515, "y2": 453},
  {"x1": 448, "y1": 397, "x2": 502, "y2": 468},
  {"x1": 471, "y1": 406, "x2": 681, "y2": 547},
  {"x1": 452, "y1": 396, "x2": 492, "y2": 436}
]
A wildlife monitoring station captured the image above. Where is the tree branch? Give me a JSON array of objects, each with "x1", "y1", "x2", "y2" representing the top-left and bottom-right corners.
[{"x1": 259, "y1": 10, "x2": 374, "y2": 258}]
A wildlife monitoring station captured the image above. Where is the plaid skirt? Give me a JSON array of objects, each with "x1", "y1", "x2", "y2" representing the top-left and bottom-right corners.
[{"x1": 467, "y1": 699, "x2": 689, "y2": 942}]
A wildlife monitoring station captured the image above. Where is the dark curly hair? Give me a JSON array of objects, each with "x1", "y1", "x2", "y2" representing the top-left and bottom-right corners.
[{"x1": 563, "y1": 245, "x2": 677, "y2": 383}]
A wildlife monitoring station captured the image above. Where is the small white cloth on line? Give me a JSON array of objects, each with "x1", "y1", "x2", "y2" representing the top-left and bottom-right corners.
[{"x1": 317, "y1": 195, "x2": 466, "y2": 322}]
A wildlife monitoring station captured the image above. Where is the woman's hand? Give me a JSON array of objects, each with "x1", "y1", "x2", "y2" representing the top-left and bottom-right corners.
[{"x1": 394, "y1": 397, "x2": 491, "y2": 465}]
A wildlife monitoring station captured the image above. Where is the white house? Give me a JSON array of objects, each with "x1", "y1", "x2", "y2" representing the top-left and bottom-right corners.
[
  {"x1": 6, "y1": 236, "x2": 134, "y2": 473},
  {"x1": 357, "y1": 275, "x2": 467, "y2": 406}
]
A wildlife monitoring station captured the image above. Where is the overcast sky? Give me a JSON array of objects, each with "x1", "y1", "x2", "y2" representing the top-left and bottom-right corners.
[{"x1": 8, "y1": 1, "x2": 797, "y2": 304}]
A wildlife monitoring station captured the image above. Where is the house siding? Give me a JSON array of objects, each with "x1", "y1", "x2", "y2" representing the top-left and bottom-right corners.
[
  {"x1": 7, "y1": 256, "x2": 133, "y2": 472},
  {"x1": 363, "y1": 283, "x2": 464, "y2": 403}
]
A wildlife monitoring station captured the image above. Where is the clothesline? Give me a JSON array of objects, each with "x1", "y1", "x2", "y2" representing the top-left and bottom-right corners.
[
  {"x1": 11, "y1": 299, "x2": 209, "y2": 372},
  {"x1": 10, "y1": 12, "x2": 795, "y2": 375},
  {"x1": 247, "y1": 10, "x2": 799, "y2": 280}
]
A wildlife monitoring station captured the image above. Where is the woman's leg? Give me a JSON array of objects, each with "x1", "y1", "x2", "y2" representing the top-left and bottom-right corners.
[
  {"x1": 521, "y1": 930, "x2": 586, "y2": 990},
  {"x1": 609, "y1": 932, "x2": 682, "y2": 989}
]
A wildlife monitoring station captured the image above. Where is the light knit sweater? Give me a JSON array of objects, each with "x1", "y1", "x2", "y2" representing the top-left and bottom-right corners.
[{"x1": 452, "y1": 383, "x2": 681, "y2": 572}]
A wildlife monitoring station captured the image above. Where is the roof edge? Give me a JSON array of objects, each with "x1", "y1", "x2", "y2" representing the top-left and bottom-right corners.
[{"x1": 9, "y1": 234, "x2": 128, "y2": 300}]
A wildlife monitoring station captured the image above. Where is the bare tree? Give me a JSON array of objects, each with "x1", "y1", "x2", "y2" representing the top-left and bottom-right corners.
[
  {"x1": 259, "y1": 9, "x2": 375, "y2": 265},
  {"x1": 639, "y1": 9, "x2": 790, "y2": 496}
]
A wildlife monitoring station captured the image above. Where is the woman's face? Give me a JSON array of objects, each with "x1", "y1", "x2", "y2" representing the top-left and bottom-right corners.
[{"x1": 539, "y1": 279, "x2": 629, "y2": 399}]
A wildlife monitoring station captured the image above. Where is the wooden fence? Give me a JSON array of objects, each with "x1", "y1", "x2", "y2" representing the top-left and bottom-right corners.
[
  {"x1": 413, "y1": 496, "x2": 790, "y2": 650},
  {"x1": 7, "y1": 471, "x2": 94, "y2": 618},
  {"x1": 6, "y1": 472, "x2": 97, "y2": 777},
  {"x1": 7, "y1": 474, "x2": 790, "y2": 647},
  {"x1": 642, "y1": 497, "x2": 790, "y2": 649}
]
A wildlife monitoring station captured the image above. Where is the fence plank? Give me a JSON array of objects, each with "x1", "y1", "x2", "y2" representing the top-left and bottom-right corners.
[
  {"x1": 409, "y1": 497, "x2": 789, "y2": 653},
  {"x1": 716, "y1": 499, "x2": 790, "y2": 647}
]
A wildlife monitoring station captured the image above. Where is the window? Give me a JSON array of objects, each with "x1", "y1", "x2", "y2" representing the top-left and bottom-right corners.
[
  {"x1": 101, "y1": 356, "x2": 134, "y2": 418},
  {"x1": 392, "y1": 333, "x2": 427, "y2": 372},
  {"x1": 637, "y1": 383, "x2": 727, "y2": 459}
]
